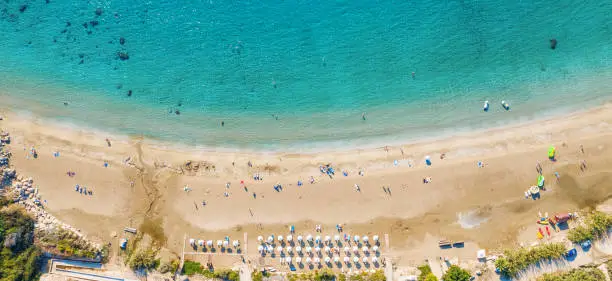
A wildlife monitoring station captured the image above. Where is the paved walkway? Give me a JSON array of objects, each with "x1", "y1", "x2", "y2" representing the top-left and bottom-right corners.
[{"x1": 239, "y1": 263, "x2": 253, "y2": 281}]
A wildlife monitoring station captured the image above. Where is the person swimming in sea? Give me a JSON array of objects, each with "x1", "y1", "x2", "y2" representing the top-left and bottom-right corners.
[
  {"x1": 221, "y1": 121, "x2": 224, "y2": 127},
  {"x1": 362, "y1": 112, "x2": 366, "y2": 120}
]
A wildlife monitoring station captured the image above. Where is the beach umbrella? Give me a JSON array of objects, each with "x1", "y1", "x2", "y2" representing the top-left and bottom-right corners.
[
  {"x1": 207, "y1": 240, "x2": 213, "y2": 247},
  {"x1": 314, "y1": 257, "x2": 321, "y2": 264},
  {"x1": 315, "y1": 235, "x2": 321, "y2": 243},
  {"x1": 266, "y1": 245, "x2": 274, "y2": 253},
  {"x1": 354, "y1": 235, "x2": 360, "y2": 242},
  {"x1": 278, "y1": 235, "x2": 284, "y2": 242},
  {"x1": 257, "y1": 236, "x2": 263, "y2": 243},
  {"x1": 306, "y1": 246, "x2": 312, "y2": 253},
  {"x1": 258, "y1": 245, "x2": 264, "y2": 252},
  {"x1": 216, "y1": 240, "x2": 223, "y2": 247},
  {"x1": 372, "y1": 257, "x2": 378, "y2": 263},
  {"x1": 344, "y1": 256, "x2": 350, "y2": 263},
  {"x1": 296, "y1": 246, "x2": 302, "y2": 253},
  {"x1": 223, "y1": 240, "x2": 229, "y2": 247},
  {"x1": 287, "y1": 246, "x2": 293, "y2": 253},
  {"x1": 198, "y1": 240, "x2": 205, "y2": 247},
  {"x1": 324, "y1": 257, "x2": 331, "y2": 263},
  {"x1": 267, "y1": 236, "x2": 274, "y2": 243},
  {"x1": 297, "y1": 235, "x2": 304, "y2": 242},
  {"x1": 344, "y1": 247, "x2": 350, "y2": 254},
  {"x1": 372, "y1": 245, "x2": 379, "y2": 252},
  {"x1": 285, "y1": 257, "x2": 292, "y2": 263},
  {"x1": 306, "y1": 234, "x2": 313, "y2": 242},
  {"x1": 233, "y1": 240, "x2": 240, "y2": 247},
  {"x1": 189, "y1": 238, "x2": 195, "y2": 245},
  {"x1": 276, "y1": 246, "x2": 283, "y2": 253},
  {"x1": 352, "y1": 246, "x2": 359, "y2": 253},
  {"x1": 363, "y1": 236, "x2": 369, "y2": 243},
  {"x1": 334, "y1": 256, "x2": 340, "y2": 263},
  {"x1": 306, "y1": 257, "x2": 312, "y2": 264},
  {"x1": 296, "y1": 257, "x2": 302, "y2": 263},
  {"x1": 315, "y1": 247, "x2": 321, "y2": 253},
  {"x1": 353, "y1": 257, "x2": 359, "y2": 263},
  {"x1": 362, "y1": 257, "x2": 368, "y2": 263},
  {"x1": 334, "y1": 235, "x2": 340, "y2": 242},
  {"x1": 373, "y1": 235, "x2": 379, "y2": 242},
  {"x1": 362, "y1": 246, "x2": 369, "y2": 252},
  {"x1": 287, "y1": 235, "x2": 293, "y2": 242},
  {"x1": 325, "y1": 235, "x2": 331, "y2": 242},
  {"x1": 324, "y1": 246, "x2": 331, "y2": 253}
]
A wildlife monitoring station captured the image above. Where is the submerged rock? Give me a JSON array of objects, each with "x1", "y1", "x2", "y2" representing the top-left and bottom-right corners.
[
  {"x1": 550, "y1": 38, "x2": 557, "y2": 50},
  {"x1": 19, "y1": 5, "x2": 27, "y2": 13},
  {"x1": 117, "y1": 51, "x2": 129, "y2": 60},
  {"x1": 89, "y1": 20, "x2": 99, "y2": 27},
  {"x1": 95, "y1": 8, "x2": 103, "y2": 16},
  {"x1": 119, "y1": 37, "x2": 125, "y2": 45},
  {"x1": 127, "y1": 90, "x2": 132, "y2": 96}
]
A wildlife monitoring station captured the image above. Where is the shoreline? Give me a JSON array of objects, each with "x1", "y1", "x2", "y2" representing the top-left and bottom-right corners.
[
  {"x1": 2, "y1": 78, "x2": 612, "y2": 154},
  {"x1": 2, "y1": 98, "x2": 611, "y2": 156}
]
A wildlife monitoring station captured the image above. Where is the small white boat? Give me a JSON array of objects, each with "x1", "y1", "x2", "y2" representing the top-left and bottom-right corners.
[
  {"x1": 501, "y1": 100, "x2": 510, "y2": 110},
  {"x1": 483, "y1": 101, "x2": 489, "y2": 112}
]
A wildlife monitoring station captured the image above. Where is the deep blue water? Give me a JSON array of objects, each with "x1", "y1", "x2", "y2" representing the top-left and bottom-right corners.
[{"x1": 1, "y1": 0, "x2": 611, "y2": 150}]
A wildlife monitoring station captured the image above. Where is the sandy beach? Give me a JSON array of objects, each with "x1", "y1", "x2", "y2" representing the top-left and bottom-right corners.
[{"x1": 2, "y1": 102, "x2": 612, "y2": 270}]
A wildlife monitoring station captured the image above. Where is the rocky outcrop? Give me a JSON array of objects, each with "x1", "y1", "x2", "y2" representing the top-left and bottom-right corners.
[
  {"x1": 0, "y1": 130, "x2": 99, "y2": 250},
  {"x1": 179, "y1": 160, "x2": 216, "y2": 176}
]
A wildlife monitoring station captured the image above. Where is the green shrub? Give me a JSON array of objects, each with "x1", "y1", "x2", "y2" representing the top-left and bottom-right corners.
[
  {"x1": 567, "y1": 226, "x2": 593, "y2": 244},
  {"x1": 0, "y1": 200, "x2": 42, "y2": 281},
  {"x1": 567, "y1": 211, "x2": 612, "y2": 243},
  {"x1": 159, "y1": 259, "x2": 179, "y2": 274},
  {"x1": 441, "y1": 265, "x2": 470, "y2": 281},
  {"x1": 315, "y1": 268, "x2": 336, "y2": 281},
  {"x1": 424, "y1": 273, "x2": 438, "y2": 281},
  {"x1": 252, "y1": 271, "x2": 264, "y2": 281},
  {"x1": 182, "y1": 260, "x2": 204, "y2": 275},
  {"x1": 418, "y1": 264, "x2": 434, "y2": 281},
  {"x1": 369, "y1": 270, "x2": 386, "y2": 281},
  {"x1": 494, "y1": 243, "x2": 566, "y2": 278},
  {"x1": 538, "y1": 267, "x2": 605, "y2": 281},
  {"x1": 128, "y1": 248, "x2": 158, "y2": 270}
]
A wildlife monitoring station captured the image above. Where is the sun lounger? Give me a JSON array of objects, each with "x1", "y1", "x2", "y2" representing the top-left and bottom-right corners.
[
  {"x1": 438, "y1": 240, "x2": 452, "y2": 248},
  {"x1": 124, "y1": 227, "x2": 137, "y2": 234}
]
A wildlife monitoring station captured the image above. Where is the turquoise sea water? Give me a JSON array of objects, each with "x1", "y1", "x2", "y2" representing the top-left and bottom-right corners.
[{"x1": 0, "y1": 0, "x2": 611, "y2": 151}]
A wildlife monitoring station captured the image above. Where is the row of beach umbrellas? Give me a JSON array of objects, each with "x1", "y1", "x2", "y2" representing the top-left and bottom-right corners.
[
  {"x1": 258, "y1": 234, "x2": 379, "y2": 244},
  {"x1": 189, "y1": 238, "x2": 240, "y2": 248},
  {"x1": 258, "y1": 245, "x2": 379, "y2": 254},
  {"x1": 279, "y1": 256, "x2": 379, "y2": 264}
]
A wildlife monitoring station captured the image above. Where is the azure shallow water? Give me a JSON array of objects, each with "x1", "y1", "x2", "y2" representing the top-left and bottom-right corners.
[{"x1": 1, "y1": 0, "x2": 611, "y2": 151}]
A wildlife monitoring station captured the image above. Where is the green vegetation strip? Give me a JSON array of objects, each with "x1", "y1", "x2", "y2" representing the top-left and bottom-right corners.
[
  {"x1": 494, "y1": 243, "x2": 566, "y2": 278},
  {"x1": 538, "y1": 267, "x2": 605, "y2": 281},
  {"x1": 183, "y1": 260, "x2": 239, "y2": 281}
]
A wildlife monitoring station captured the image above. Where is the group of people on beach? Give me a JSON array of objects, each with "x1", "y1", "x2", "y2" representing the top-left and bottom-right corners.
[{"x1": 74, "y1": 184, "x2": 93, "y2": 196}]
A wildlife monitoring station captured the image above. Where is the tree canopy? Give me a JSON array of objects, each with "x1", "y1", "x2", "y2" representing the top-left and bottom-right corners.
[{"x1": 442, "y1": 265, "x2": 470, "y2": 281}]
